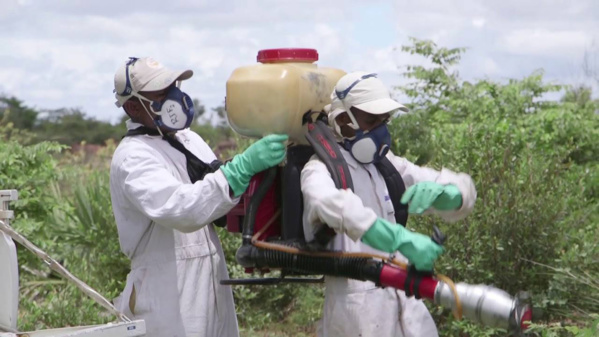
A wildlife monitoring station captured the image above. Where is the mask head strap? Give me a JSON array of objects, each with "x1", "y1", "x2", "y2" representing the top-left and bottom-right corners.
[{"x1": 118, "y1": 57, "x2": 139, "y2": 97}]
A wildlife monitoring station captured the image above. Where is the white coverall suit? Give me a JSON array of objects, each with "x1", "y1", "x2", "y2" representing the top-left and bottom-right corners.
[
  {"x1": 301, "y1": 147, "x2": 476, "y2": 337},
  {"x1": 110, "y1": 121, "x2": 239, "y2": 337}
]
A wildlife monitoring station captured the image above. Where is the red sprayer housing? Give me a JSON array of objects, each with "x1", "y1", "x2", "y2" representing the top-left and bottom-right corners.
[{"x1": 226, "y1": 170, "x2": 281, "y2": 241}]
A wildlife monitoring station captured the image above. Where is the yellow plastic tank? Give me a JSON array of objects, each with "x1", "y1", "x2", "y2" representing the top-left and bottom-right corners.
[{"x1": 226, "y1": 48, "x2": 346, "y2": 144}]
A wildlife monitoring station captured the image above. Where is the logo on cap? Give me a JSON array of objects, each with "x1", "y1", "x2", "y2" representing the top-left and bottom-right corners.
[{"x1": 146, "y1": 58, "x2": 162, "y2": 69}]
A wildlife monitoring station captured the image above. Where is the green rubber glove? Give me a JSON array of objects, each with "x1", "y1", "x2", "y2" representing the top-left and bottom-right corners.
[
  {"x1": 220, "y1": 134, "x2": 288, "y2": 197},
  {"x1": 400, "y1": 182, "x2": 462, "y2": 214},
  {"x1": 362, "y1": 218, "x2": 444, "y2": 271}
]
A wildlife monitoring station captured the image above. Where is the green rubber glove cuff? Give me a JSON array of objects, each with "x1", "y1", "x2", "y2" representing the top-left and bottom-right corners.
[
  {"x1": 432, "y1": 184, "x2": 462, "y2": 210},
  {"x1": 362, "y1": 218, "x2": 444, "y2": 271},
  {"x1": 220, "y1": 155, "x2": 252, "y2": 197},
  {"x1": 219, "y1": 134, "x2": 288, "y2": 197},
  {"x1": 361, "y1": 218, "x2": 408, "y2": 253}
]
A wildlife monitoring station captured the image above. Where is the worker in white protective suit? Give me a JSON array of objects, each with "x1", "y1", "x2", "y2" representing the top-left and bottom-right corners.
[
  {"x1": 302, "y1": 72, "x2": 477, "y2": 337},
  {"x1": 109, "y1": 57, "x2": 288, "y2": 337}
]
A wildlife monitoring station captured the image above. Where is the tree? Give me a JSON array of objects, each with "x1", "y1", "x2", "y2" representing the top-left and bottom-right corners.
[
  {"x1": 561, "y1": 85, "x2": 594, "y2": 107},
  {"x1": 211, "y1": 103, "x2": 228, "y2": 127},
  {"x1": 194, "y1": 100, "x2": 228, "y2": 127},
  {"x1": 398, "y1": 37, "x2": 466, "y2": 114},
  {"x1": 582, "y1": 42, "x2": 599, "y2": 86},
  {"x1": 0, "y1": 96, "x2": 38, "y2": 130},
  {"x1": 34, "y1": 108, "x2": 122, "y2": 145},
  {"x1": 192, "y1": 98, "x2": 206, "y2": 122}
]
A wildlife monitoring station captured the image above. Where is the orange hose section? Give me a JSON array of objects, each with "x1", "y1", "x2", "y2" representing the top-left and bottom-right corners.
[{"x1": 250, "y1": 210, "x2": 462, "y2": 320}]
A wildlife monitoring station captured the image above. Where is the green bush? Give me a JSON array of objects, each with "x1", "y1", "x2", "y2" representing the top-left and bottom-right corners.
[
  {"x1": 391, "y1": 38, "x2": 598, "y2": 336},
  {"x1": 0, "y1": 138, "x2": 67, "y2": 269},
  {"x1": 0, "y1": 137, "x2": 126, "y2": 330}
]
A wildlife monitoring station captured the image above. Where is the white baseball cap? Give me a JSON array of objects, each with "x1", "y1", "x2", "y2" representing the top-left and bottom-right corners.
[
  {"x1": 324, "y1": 89, "x2": 346, "y2": 120},
  {"x1": 113, "y1": 57, "x2": 193, "y2": 107},
  {"x1": 334, "y1": 71, "x2": 409, "y2": 115}
]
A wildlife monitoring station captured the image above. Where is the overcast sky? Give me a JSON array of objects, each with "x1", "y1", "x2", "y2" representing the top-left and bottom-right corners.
[{"x1": 1, "y1": 0, "x2": 598, "y2": 124}]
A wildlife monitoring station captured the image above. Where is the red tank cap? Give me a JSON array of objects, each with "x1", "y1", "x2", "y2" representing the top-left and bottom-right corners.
[{"x1": 257, "y1": 48, "x2": 319, "y2": 63}]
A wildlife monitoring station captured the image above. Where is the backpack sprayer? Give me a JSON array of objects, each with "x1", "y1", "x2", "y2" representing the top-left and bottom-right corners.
[{"x1": 222, "y1": 48, "x2": 533, "y2": 334}]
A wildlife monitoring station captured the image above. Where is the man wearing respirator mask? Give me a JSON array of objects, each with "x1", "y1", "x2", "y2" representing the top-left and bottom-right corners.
[
  {"x1": 109, "y1": 57, "x2": 287, "y2": 337},
  {"x1": 301, "y1": 72, "x2": 477, "y2": 337}
]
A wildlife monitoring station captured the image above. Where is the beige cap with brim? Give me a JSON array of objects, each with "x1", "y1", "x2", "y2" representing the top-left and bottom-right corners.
[
  {"x1": 335, "y1": 71, "x2": 409, "y2": 116},
  {"x1": 113, "y1": 57, "x2": 193, "y2": 107}
]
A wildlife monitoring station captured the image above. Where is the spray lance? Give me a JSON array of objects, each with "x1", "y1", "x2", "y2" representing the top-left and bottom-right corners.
[{"x1": 378, "y1": 226, "x2": 532, "y2": 334}]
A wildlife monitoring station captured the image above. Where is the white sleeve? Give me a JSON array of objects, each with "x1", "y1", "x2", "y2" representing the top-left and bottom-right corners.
[
  {"x1": 387, "y1": 152, "x2": 477, "y2": 222},
  {"x1": 301, "y1": 156, "x2": 377, "y2": 242},
  {"x1": 116, "y1": 150, "x2": 238, "y2": 233}
]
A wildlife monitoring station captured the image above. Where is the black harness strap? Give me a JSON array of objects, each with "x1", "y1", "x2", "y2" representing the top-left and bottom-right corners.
[
  {"x1": 374, "y1": 157, "x2": 409, "y2": 226},
  {"x1": 303, "y1": 113, "x2": 355, "y2": 245},
  {"x1": 124, "y1": 127, "x2": 161, "y2": 137},
  {"x1": 124, "y1": 127, "x2": 222, "y2": 183},
  {"x1": 304, "y1": 116, "x2": 354, "y2": 191}
]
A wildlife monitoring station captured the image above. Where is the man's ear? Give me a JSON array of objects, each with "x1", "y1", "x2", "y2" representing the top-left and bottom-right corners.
[
  {"x1": 123, "y1": 100, "x2": 142, "y2": 119},
  {"x1": 336, "y1": 112, "x2": 351, "y2": 126}
]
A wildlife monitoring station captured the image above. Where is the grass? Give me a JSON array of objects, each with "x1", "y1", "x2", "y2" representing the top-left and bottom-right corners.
[{"x1": 239, "y1": 283, "x2": 323, "y2": 337}]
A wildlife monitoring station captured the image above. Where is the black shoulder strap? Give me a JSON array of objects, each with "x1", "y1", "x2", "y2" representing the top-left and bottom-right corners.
[
  {"x1": 124, "y1": 127, "x2": 222, "y2": 183},
  {"x1": 374, "y1": 157, "x2": 409, "y2": 226},
  {"x1": 166, "y1": 135, "x2": 223, "y2": 184},
  {"x1": 303, "y1": 113, "x2": 354, "y2": 245},
  {"x1": 304, "y1": 116, "x2": 354, "y2": 191},
  {"x1": 124, "y1": 126, "x2": 161, "y2": 137}
]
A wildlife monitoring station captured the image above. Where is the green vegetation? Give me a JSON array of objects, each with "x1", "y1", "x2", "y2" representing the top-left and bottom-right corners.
[{"x1": 0, "y1": 38, "x2": 597, "y2": 336}]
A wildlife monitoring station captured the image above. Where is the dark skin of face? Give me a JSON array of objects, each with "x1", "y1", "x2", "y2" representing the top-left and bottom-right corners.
[
  {"x1": 122, "y1": 84, "x2": 174, "y2": 133},
  {"x1": 335, "y1": 107, "x2": 390, "y2": 138}
]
